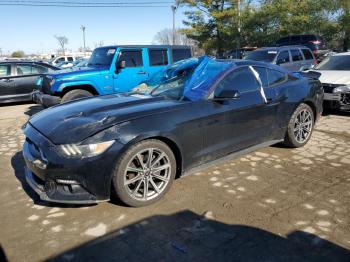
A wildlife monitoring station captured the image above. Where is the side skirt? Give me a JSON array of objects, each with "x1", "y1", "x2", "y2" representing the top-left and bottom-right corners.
[{"x1": 182, "y1": 139, "x2": 283, "y2": 177}]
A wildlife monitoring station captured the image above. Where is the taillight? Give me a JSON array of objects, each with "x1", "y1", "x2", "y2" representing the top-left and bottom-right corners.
[{"x1": 310, "y1": 40, "x2": 321, "y2": 45}]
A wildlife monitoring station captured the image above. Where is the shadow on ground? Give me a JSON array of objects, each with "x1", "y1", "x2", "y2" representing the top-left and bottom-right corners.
[
  {"x1": 47, "y1": 210, "x2": 349, "y2": 262},
  {"x1": 24, "y1": 104, "x2": 44, "y2": 117}
]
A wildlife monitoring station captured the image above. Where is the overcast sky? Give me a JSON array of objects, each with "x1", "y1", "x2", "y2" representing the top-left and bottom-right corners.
[{"x1": 0, "y1": 1, "x2": 188, "y2": 55}]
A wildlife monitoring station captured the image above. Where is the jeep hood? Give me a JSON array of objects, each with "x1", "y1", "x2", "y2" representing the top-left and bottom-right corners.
[
  {"x1": 29, "y1": 95, "x2": 184, "y2": 144},
  {"x1": 47, "y1": 65, "x2": 108, "y2": 79}
]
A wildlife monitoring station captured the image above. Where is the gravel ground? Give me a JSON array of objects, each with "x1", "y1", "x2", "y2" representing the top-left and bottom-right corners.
[{"x1": 0, "y1": 103, "x2": 349, "y2": 262}]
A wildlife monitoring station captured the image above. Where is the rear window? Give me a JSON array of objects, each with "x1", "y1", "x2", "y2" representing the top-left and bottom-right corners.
[
  {"x1": 291, "y1": 49, "x2": 303, "y2": 61},
  {"x1": 119, "y1": 50, "x2": 143, "y2": 68},
  {"x1": 0, "y1": 65, "x2": 11, "y2": 77},
  {"x1": 268, "y1": 69, "x2": 287, "y2": 87},
  {"x1": 149, "y1": 49, "x2": 168, "y2": 66},
  {"x1": 301, "y1": 49, "x2": 314, "y2": 60},
  {"x1": 244, "y1": 50, "x2": 277, "y2": 62},
  {"x1": 172, "y1": 48, "x2": 191, "y2": 62}
]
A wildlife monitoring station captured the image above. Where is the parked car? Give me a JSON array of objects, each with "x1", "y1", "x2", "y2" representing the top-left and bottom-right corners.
[
  {"x1": 73, "y1": 59, "x2": 89, "y2": 68},
  {"x1": 32, "y1": 45, "x2": 193, "y2": 107},
  {"x1": 49, "y1": 55, "x2": 77, "y2": 67},
  {"x1": 244, "y1": 46, "x2": 316, "y2": 71},
  {"x1": 274, "y1": 34, "x2": 329, "y2": 60},
  {"x1": 23, "y1": 56, "x2": 323, "y2": 207},
  {"x1": 0, "y1": 61, "x2": 59, "y2": 104},
  {"x1": 311, "y1": 52, "x2": 350, "y2": 111},
  {"x1": 225, "y1": 47, "x2": 257, "y2": 59}
]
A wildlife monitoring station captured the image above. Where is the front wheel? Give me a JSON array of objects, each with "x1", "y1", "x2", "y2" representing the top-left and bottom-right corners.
[
  {"x1": 61, "y1": 89, "x2": 93, "y2": 103},
  {"x1": 283, "y1": 103, "x2": 314, "y2": 148},
  {"x1": 112, "y1": 140, "x2": 176, "y2": 207}
]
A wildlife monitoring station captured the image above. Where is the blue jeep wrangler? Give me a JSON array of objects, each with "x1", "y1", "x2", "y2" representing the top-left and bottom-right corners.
[{"x1": 33, "y1": 45, "x2": 192, "y2": 107}]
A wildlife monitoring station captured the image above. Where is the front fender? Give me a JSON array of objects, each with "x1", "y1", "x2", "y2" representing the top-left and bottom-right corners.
[{"x1": 53, "y1": 80, "x2": 98, "y2": 93}]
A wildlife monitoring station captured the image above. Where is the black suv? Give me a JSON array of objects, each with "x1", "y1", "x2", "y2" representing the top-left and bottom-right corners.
[
  {"x1": 0, "y1": 61, "x2": 59, "y2": 104},
  {"x1": 274, "y1": 34, "x2": 329, "y2": 60}
]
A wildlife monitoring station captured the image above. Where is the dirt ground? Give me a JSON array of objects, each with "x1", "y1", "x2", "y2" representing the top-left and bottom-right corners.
[{"x1": 0, "y1": 103, "x2": 349, "y2": 262}]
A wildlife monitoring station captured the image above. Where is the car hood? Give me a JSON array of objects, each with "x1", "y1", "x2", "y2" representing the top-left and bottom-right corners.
[
  {"x1": 47, "y1": 65, "x2": 108, "y2": 79},
  {"x1": 29, "y1": 94, "x2": 184, "y2": 145},
  {"x1": 315, "y1": 70, "x2": 350, "y2": 85}
]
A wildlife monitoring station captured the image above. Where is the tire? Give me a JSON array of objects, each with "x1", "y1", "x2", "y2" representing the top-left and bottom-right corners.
[
  {"x1": 112, "y1": 139, "x2": 176, "y2": 207},
  {"x1": 283, "y1": 103, "x2": 314, "y2": 148},
  {"x1": 61, "y1": 89, "x2": 93, "y2": 103}
]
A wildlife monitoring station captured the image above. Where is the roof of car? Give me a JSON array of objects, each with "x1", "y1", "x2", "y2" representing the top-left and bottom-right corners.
[
  {"x1": 96, "y1": 45, "x2": 191, "y2": 49},
  {"x1": 216, "y1": 58, "x2": 288, "y2": 73},
  {"x1": 258, "y1": 45, "x2": 310, "y2": 50}
]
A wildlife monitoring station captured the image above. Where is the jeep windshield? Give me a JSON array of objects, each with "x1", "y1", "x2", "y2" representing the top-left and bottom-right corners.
[{"x1": 88, "y1": 47, "x2": 116, "y2": 67}]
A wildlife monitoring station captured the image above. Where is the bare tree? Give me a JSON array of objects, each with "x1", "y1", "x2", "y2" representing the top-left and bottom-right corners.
[
  {"x1": 54, "y1": 35, "x2": 68, "y2": 56},
  {"x1": 94, "y1": 41, "x2": 104, "y2": 48},
  {"x1": 152, "y1": 28, "x2": 196, "y2": 46}
]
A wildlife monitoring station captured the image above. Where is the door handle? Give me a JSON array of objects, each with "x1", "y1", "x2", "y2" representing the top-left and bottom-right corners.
[
  {"x1": 137, "y1": 71, "x2": 147, "y2": 75},
  {"x1": 2, "y1": 79, "x2": 13, "y2": 82}
]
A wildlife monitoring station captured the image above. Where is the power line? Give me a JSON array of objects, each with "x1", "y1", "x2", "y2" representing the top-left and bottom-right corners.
[{"x1": 0, "y1": 0, "x2": 173, "y2": 7}]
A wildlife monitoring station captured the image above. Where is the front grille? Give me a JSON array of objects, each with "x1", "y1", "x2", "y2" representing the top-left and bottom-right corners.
[
  {"x1": 322, "y1": 83, "x2": 342, "y2": 93},
  {"x1": 41, "y1": 76, "x2": 52, "y2": 94}
]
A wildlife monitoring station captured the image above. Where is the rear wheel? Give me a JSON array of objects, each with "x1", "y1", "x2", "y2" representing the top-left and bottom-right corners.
[
  {"x1": 61, "y1": 89, "x2": 93, "y2": 103},
  {"x1": 283, "y1": 103, "x2": 314, "y2": 148},
  {"x1": 112, "y1": 140, "x2": 176, "y2": 207}
]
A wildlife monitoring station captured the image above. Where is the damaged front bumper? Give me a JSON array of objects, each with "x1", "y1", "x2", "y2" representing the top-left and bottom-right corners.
[
  {"x1": 32, "y1": 90, "x2": 61, "y2": 107},
  {"x1": 22, "y1": 123, "x2": 123, "y2": 205}
]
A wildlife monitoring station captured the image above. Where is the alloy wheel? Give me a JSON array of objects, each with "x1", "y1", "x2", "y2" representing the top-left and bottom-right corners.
[
  {"x1": 124, "y1": 148, "x2": 171, "y2": 201},
  {"x1": 293, "y1": 109, "x2": 313, "y2": 143}
]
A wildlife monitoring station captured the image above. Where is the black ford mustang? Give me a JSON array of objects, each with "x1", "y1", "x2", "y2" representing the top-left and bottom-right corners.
[{"x1": 22, "y1": 57, "x2": 323, "y2": 207}]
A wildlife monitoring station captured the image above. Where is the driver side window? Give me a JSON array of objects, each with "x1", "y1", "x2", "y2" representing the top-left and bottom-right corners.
[
  {"x1": 276, "y1": 51, "x2": 290, "y2": 65},
  {"x1": 214, "y1": 67, "x2": 259, "y2": 97}
]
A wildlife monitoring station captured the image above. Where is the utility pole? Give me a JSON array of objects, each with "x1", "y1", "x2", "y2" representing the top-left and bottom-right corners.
[
  {"x1": 171, "y1": 5, "x2": 177, "y2": 45},
  {"x1": 171, "y1": 1, "x2": 180, "y2": 45},
  {"x1": 80, "y1": 25, "x2": 86, "y2": 55}
]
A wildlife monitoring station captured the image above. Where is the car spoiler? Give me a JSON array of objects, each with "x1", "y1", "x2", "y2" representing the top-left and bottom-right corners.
[{"x1": 297, "y1": 70, "x2": 321, "y2": 80}]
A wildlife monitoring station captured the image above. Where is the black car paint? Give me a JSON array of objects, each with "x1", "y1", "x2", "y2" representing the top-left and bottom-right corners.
[
  {"x1": 22, "y1": 61, "x2": 323, "y2": 204},
  {"x1": 0, "y1": 61, "x2": 59, "y2": 104}
]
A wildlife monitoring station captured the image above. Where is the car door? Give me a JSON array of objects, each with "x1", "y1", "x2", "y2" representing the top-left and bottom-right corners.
[
  {"x1": 275, "y1": 50, "x2": 293, "y2": 71},
  {"x1": 200, "y1": 66, "x2": 278, "y2": 159},
  {"x1": 0, "y1": 64, "x2": 15, "y2": 98},
  {"x1": 290, "y1": 49, "x2": 304, "y2": 71},
  {"x1": 113, "y1": 48, "x2": 149, "y2": 92},
  {"x1": 13, "y1": 64, "x2": 42, "y2": 95},
  {"x1": 300, "y1": 48, "x2": 315, "y2": 70}
]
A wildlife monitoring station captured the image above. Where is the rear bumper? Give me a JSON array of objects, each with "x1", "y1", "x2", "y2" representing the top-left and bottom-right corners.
[{"x1": 32, "y1": 90, "x2": 61, "y2": 107}]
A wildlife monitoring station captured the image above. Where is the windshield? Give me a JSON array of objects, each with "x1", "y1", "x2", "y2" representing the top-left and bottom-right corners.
[
  {"x1": 150, "y1": 69, "x2": 194, "y2": 100},
  {"x1": 315, "y1": 55, "x2": 350, "y2": 70},
  {"x1": 88, "y1": 47, "x2": 116, "y2": 67},
  {"x1": 244, "y1": 50, "x2": 277, "y2": 62}
]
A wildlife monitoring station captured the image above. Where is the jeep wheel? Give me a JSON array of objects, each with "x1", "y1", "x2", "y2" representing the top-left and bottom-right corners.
[{"x1": 61, "y1": 89, "x2": 93, "y2": 103}]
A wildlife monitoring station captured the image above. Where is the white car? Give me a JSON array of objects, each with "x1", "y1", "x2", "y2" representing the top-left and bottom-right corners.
[{"x1": 313, "y1": 52, "x2": 350, "y2": 111}]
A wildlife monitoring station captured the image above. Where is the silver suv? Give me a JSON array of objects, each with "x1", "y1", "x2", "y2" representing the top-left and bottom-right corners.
[{"x1": 244, "y1": 46, "x2": 316, "y2": 71}]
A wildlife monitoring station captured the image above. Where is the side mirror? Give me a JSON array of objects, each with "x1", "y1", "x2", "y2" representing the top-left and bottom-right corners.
[
  {"x1": 215, "y1": 89, "x2": 240, "y2": 100},
  {"x1": 115, "y1": 60, "x2": 126, "y2": 73}
]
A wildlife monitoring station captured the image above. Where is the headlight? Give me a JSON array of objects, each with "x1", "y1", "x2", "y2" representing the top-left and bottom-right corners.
[
  {"x1": 333, "y1": 85, "x2": 350, "y2": 94},
  {"x1": 59, "y1": 140, "x2": 115, "y2": 158}
]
